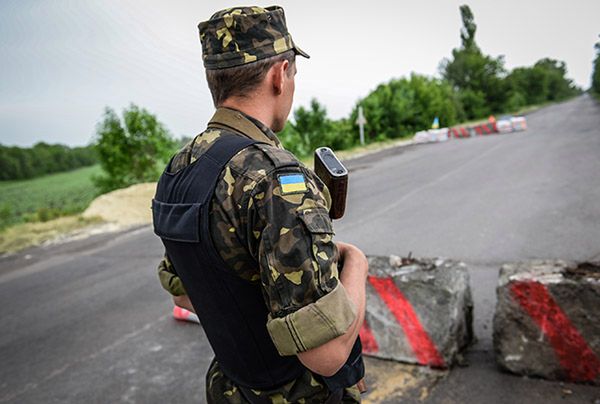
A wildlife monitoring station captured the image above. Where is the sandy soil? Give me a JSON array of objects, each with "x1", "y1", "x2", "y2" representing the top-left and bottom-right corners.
[{"x1": 82, "y1": 182, "x2": 156, "y2": 227}]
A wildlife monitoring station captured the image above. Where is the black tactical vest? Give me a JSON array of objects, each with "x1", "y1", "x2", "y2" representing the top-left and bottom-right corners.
[{"x1": 152, "y1": 134, "x2": 305, "y2": 389}]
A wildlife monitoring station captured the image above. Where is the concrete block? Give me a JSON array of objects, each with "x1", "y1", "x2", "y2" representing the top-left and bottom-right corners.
[
  {"x1": 493, "y1": 260, "x2": 600, "y2": 385},
  {"x1": 359, "y1": 255, "x2": 473, "y2": 368}
]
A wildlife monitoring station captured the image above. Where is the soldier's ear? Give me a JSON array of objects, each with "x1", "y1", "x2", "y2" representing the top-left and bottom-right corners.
[{"x1": 271, "y1": 60, "x2": 289, "y2": 96}]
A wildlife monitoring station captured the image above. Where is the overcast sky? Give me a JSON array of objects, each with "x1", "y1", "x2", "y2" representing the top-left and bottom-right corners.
[{"x1": 1, "y1": 0, "x2": 598, "y2": 147}]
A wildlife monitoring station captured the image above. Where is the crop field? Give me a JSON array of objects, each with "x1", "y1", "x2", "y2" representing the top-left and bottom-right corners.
[{"x1": 0, "y1": 165, "x2": 102, "y2": 229}]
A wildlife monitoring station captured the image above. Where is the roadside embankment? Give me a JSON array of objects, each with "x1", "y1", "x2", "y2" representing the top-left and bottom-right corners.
[{"x1": 82, "y1": 182, "x2": 156, "y2": 227}]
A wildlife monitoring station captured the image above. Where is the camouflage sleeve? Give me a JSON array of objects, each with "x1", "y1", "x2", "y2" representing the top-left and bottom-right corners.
[
  {"x1": 157, "y1": 254, "x2": 187, "y2": 296},
  {"x1": 249, "y1": 166, "x2": 357, "y2": 356}
]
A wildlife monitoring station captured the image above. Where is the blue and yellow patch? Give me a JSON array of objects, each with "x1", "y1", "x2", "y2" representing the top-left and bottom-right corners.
[{"x1": 278, "y1": 173, "x2": 307, "y2": 194}]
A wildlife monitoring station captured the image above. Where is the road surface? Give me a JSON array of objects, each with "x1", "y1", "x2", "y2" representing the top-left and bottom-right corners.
[{"x1": 1, "y1": 95, "x2": 599, "y2": 403}]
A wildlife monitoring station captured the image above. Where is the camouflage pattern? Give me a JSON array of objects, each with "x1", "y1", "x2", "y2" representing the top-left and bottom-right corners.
[
  {"x1": 157, "y1": 107, "x2": 360, "y2": 402},
  {"x1": 198, "y1": 6, "x2": 309, "y2": 70},
  {"x1": 206, "y1": 359, "x2": 361, "y2": 404},
  {"x1": 157, "y1": 254, "x2": 186, "y2": 296}
]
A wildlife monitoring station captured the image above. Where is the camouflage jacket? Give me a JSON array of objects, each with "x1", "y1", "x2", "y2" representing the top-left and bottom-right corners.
[{"x1": 156, "y1": 107, "x2": 360, "y2": 403}]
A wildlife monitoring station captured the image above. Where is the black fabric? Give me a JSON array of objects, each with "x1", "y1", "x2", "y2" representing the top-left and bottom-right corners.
[{"x1": 153, "y1": 134, "x2": 305, "y2": 389}]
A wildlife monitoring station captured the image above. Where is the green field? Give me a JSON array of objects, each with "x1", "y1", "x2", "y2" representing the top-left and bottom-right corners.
[{"x1": 0, "y1": 165, "x2": 102, "y2": 229}]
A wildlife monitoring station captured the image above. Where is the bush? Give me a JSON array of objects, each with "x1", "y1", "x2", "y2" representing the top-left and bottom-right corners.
[
  {"x1": 504, "y1": 91, "x2": 527, "y2": 112},
  {"x1": 93, "y1": 104, "x2": 177, "y2": 193},
  {"x1": 35, "y1": 207, "x2": 61, "y2": 222}
]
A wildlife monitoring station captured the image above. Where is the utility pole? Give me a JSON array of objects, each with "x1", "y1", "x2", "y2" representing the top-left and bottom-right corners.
[{"x1": 356, "y1": 106, "x2": 367, "y2": 145}]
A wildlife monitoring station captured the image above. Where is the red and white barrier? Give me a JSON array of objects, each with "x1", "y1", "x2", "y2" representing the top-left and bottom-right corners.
[
  {"x1": 473, "y1": 122, "x2": 498, "y2": 136},
  {"x1": 173, "y1": 306, "x2": 200, "y2": 324},
  {"x1": 449, "y1": 127, "x2": 470, "y2": 139},
  {"x1": 360, "y1": 256, "x2": 473, "y2": 368},
  {"x1": 494, "y1": 261, "x2": 600, "y2": 385}
]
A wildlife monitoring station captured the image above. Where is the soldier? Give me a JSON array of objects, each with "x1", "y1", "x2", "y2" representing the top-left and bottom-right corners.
[{"x1": 153, "y1": 5, "x2": 368, "y2": 403}]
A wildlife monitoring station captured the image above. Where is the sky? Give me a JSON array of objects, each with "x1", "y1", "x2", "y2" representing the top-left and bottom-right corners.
[{"x1": 0, "y1": 0, "x2": 598, "y2": 147}]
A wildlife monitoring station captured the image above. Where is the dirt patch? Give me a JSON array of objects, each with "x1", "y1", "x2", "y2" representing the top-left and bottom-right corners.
[
  {"x1": 361, "y1": 357, "x2": 445, "y2": 403},
  {"x1": 82, "y1": 183, "x2": 156, "y2": 227},
  {"x1": 0, "y1": 215, "x2": 103, "y2": 254}
]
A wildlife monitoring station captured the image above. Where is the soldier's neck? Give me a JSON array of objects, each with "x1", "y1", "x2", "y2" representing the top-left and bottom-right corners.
[{"x1": 220, "y1": 97, "x2": 275, "y2": 131}]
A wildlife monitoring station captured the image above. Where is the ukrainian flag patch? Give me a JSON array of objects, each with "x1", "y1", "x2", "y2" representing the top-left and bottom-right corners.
[{"x1": 278, "y1": 173, "x2": 307, "y2": 194}]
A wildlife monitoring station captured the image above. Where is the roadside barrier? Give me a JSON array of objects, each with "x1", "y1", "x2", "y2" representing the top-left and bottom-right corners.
[
  {"x1": 473, "y1": 122, "x2": 498, "y2": 136},
  {"x1": 510, "y1": 116, "x2": 527, "y2": 132},
  {"x1": 413, "y1": 128, "x2": 449, "y2": 143},
  {"x1": 173, "y1": 306, "x2": 200, "y2": 324},
  {"x1": 449, "y1": 127, "x2": 470, "y2": 139},
  {"x1": 360, "y1": 256, "x2": 473, "y2": 368},
  {"x1": 496, "y1": 116, "x2": 528, "y2": 133},
  {"x1": 493, "y1": 261, "x2": 600, "y2": 385},
  {"x1": 419, "y1": 116, "x2": 526, "y2": 143}
]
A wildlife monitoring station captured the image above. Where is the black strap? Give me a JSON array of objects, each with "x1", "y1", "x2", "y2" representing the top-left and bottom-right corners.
[
  {"x1": 186, "y1": 134, "x2": 258, "y2": 204},
  {"x1": 188, "y1": 134, "x2": 259, "y2": 273}
]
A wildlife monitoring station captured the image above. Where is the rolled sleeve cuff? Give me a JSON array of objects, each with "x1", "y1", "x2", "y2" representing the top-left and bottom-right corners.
[
  {"x1": 158, "y1": 268, "x2": 187, "y2": 296},
  {"x1": 266, "y1": 282, "x2": 357, "y2": 356}
]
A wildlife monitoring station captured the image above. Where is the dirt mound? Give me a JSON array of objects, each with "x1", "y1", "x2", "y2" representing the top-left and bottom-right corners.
[{"x1": 83, "y1": 183, "x2": 156, "y2": 227}]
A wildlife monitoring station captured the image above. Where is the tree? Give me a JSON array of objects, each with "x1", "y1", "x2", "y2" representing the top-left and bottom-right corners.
[
  {"x1": 279, "y1": 99, "x2": 355, "y2": 157},
  {"x1": 459, "y1": 4, "x2": 478, "y2": 52},
  {"x1": 440, "y1": 5, "x2": 508, "y2": 118},
  {"x1": 592, "y1": 39, "x2": 600, "y2": 98},
  {"x1": 505, "y1": 58, "x2": 581, "y2": 107},
  {"x1": 93, "y1": 104, "x2": 176, "y2": 193},
  {"x1": 353, "y1": 74, "x2": 461, "y2": 141}
]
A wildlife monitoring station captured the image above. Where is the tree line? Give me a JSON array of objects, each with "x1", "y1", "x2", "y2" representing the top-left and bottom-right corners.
[
  {"x1": 6, "y1": 6, "x2": 591, "y2": 192},
  {"x1": 0, "y1": 143, "x2": 97, "y2": 181},
  {"x1": 280, "y1": 5, "x2": 582, "y2": 157}
]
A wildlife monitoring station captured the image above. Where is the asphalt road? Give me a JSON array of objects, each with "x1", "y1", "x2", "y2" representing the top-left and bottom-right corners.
[{"x1": 1, "y1": 95, "x2": 600, "y2": 403}]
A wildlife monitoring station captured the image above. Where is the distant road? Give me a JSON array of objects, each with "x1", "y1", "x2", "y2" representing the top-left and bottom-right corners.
[{"x1": 1, "y1": 95, "x2": 599, "y2": 403}]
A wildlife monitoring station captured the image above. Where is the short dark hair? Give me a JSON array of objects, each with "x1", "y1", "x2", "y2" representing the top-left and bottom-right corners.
[{"x1": 205, "y1": 50, "x2": 295, "y2": 106}]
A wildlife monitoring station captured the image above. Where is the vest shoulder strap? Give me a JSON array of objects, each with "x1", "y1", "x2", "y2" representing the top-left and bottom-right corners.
[{"x1": 153, "y1": 134, "x2": 258, "y2": 242}]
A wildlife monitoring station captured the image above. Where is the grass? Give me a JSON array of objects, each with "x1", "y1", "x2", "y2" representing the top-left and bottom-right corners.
[{"x1": 0, "y1": 165, "x2": 102, "y2": 229}]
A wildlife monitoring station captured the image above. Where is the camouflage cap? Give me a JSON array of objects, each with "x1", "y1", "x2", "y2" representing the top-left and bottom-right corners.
[{"x1": 198, "y1": 5, "x2": 310, "y2": 70}]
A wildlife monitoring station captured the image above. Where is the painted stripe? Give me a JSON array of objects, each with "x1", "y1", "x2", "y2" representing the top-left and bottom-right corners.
[
  {"x1": 368, "y1": 276, "x2": 445, "y2": 367},
  {"x1": 279, "y1": 174, "x2": 304, "y2": 185},
  {"x1": 511, "y1": 281, "x2": 600, "y2": 382},
  {"x1": 359, "y1": 320, "x2": 379, "y2": 354}
]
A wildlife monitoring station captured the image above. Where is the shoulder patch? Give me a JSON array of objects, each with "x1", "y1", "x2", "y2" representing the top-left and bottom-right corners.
[{"x1": 278, "y1": 173, "x2": 308, "y2": 194}]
